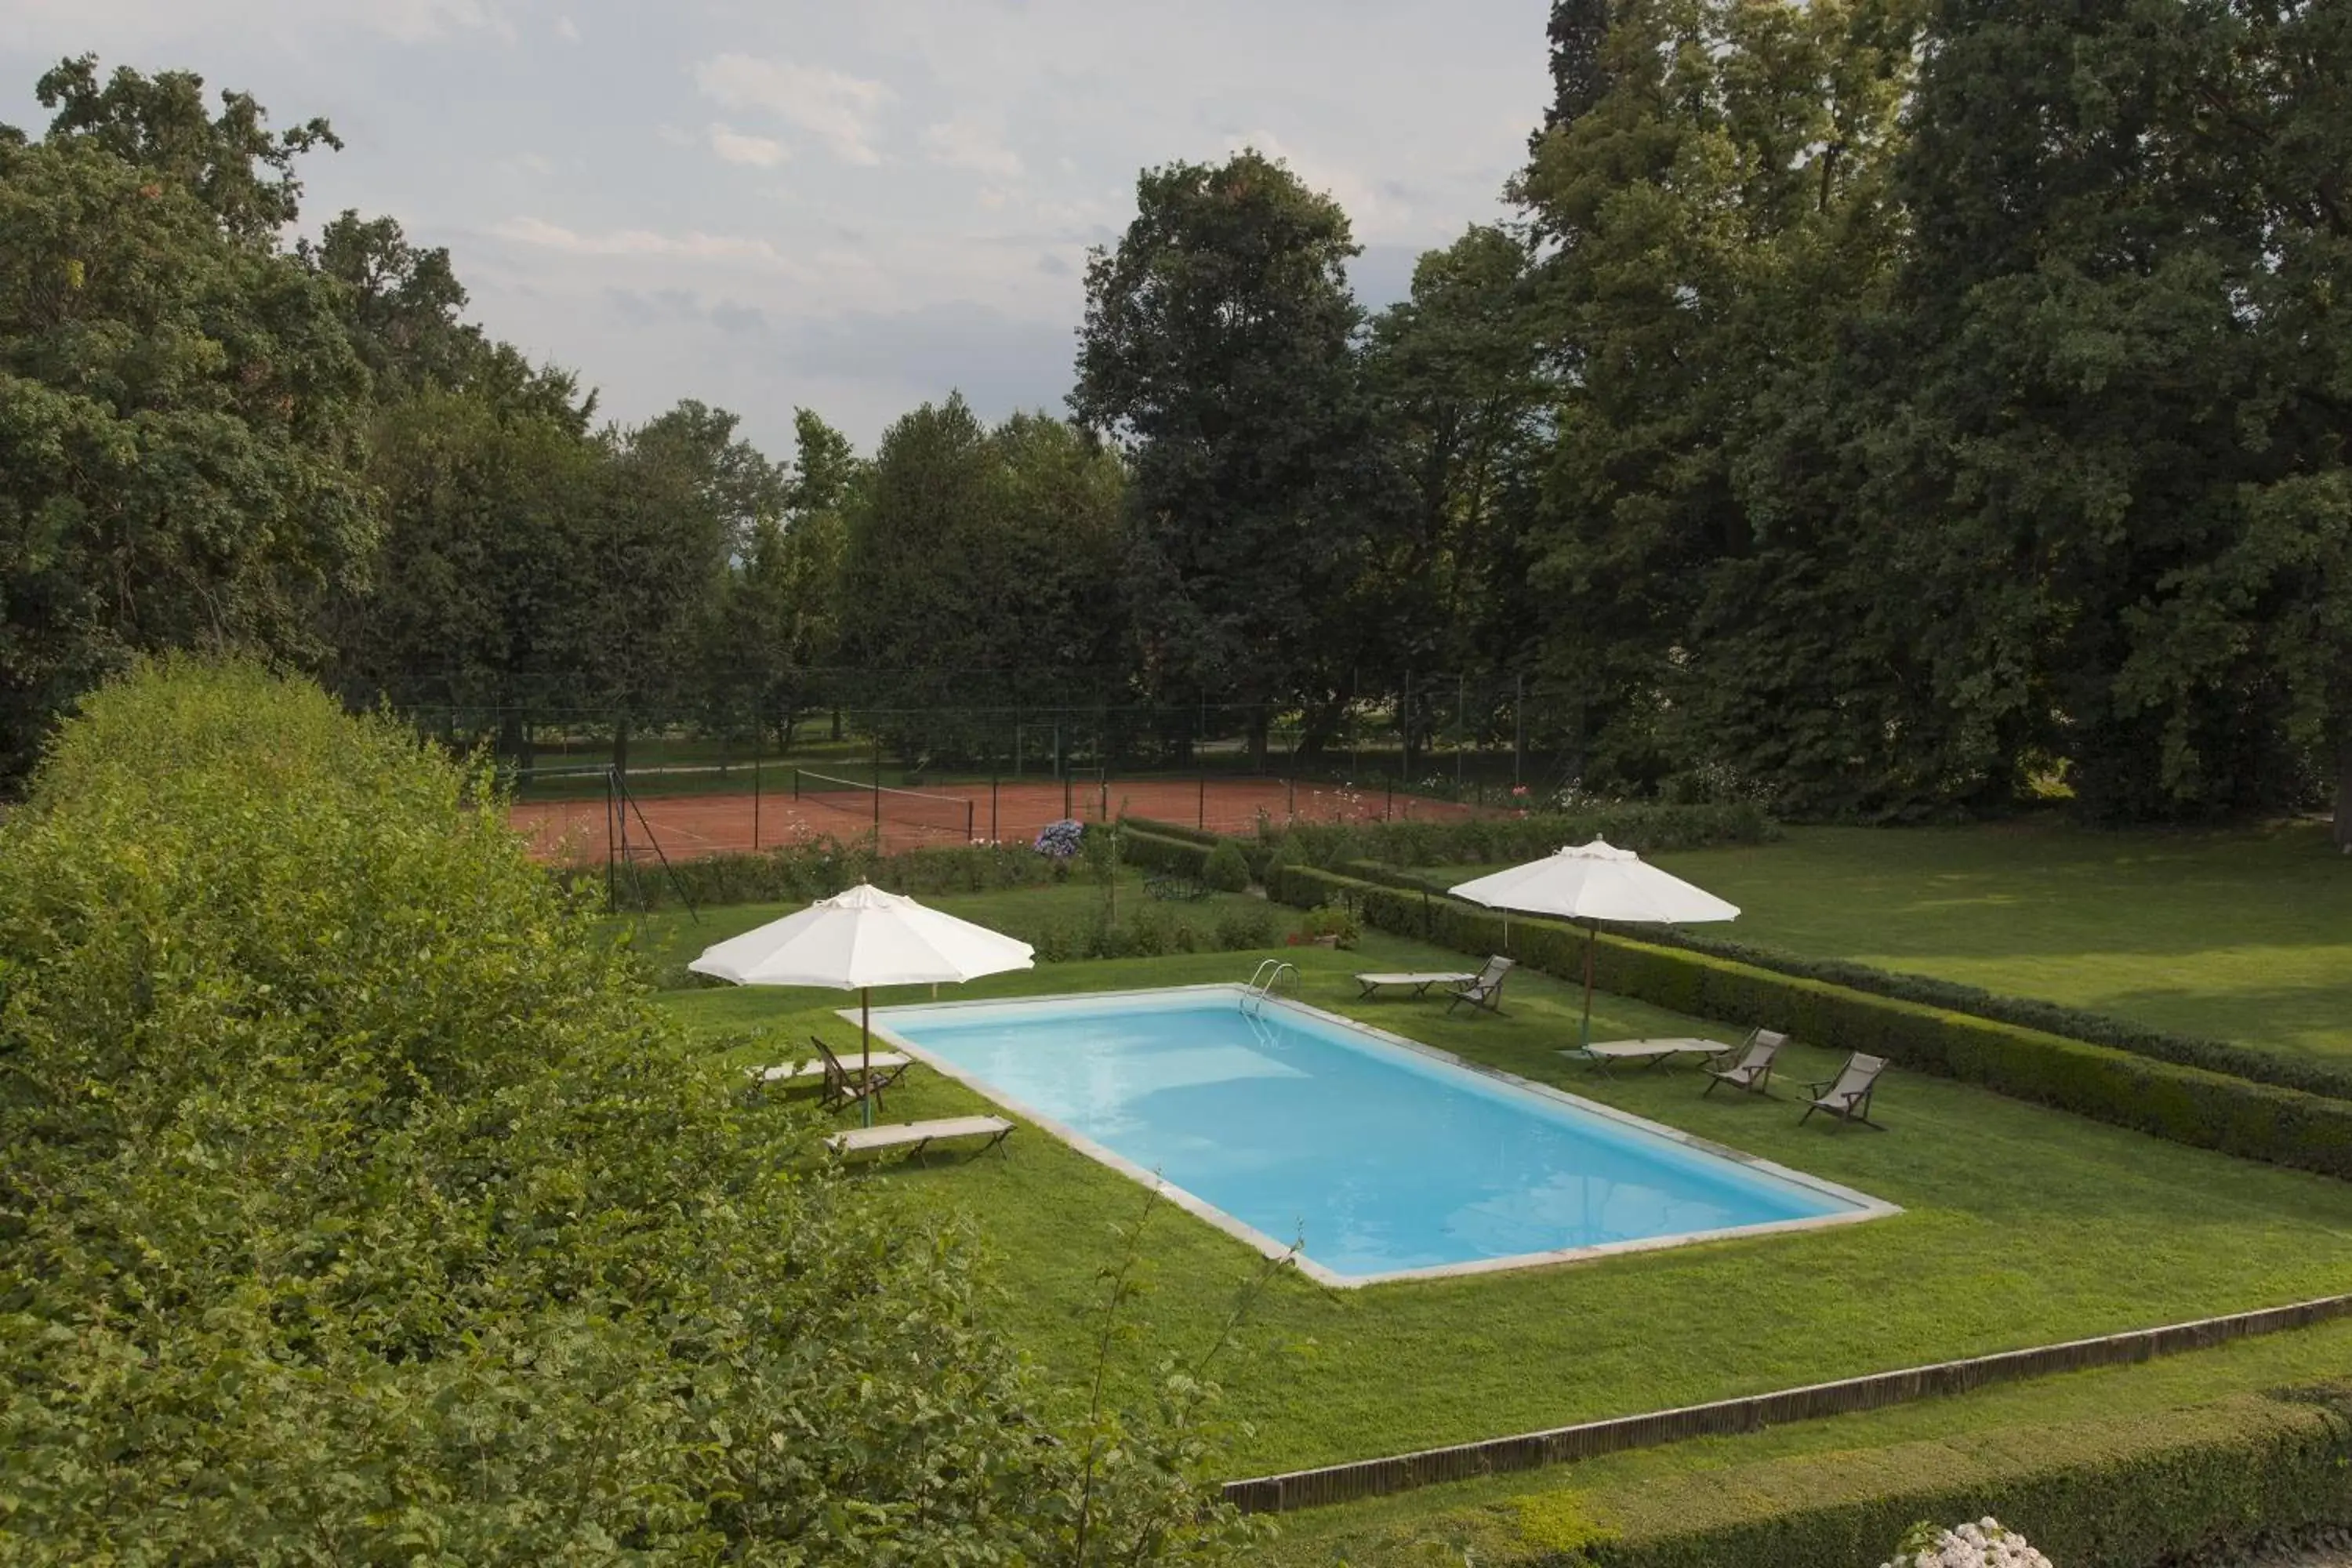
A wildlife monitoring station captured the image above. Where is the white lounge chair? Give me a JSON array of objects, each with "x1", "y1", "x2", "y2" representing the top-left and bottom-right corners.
[
  {"x1": 826, "y1": 1115, "x2": 1015, "y2": 1159},
  {"x1": 1354, "y1": 969, "x2": 1475, "y2": 1000},
  {"x1": 747, "y1": 1051, "x2": 911, "y2": 1088}
]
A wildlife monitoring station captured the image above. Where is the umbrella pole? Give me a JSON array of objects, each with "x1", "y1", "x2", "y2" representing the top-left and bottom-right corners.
[
  {"x1": 1581, "y1": 921, "x2": 1595, "y2": 1050},
  {"x1": 862, "y1": 988, "x2": 874, "y2": 1128}
]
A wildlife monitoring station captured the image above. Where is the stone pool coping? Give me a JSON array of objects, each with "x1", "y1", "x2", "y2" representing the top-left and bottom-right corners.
[{"x1": 854, "y1": 983, "x2": 1900, "y2": 1290}]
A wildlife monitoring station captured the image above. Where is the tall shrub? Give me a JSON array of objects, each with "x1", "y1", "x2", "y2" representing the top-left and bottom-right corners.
[{"x1": 0, "y1": 660, "x2": 1242, "y2": 1563}]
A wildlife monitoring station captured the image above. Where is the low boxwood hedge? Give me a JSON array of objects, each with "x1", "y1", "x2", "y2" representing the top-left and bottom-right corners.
[
  {"x1": 1588, "y1": 1388, "x2": 2352, "y2": 1568},
  {"x1": 1337, "y1": 859, "x2": 2352, "y2": 1105},
  {"x1": 1272, "y1": 862, "x2": 2352, "y2": 1182}
]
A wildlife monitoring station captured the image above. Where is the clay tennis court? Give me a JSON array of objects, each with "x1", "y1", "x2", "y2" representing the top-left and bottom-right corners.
[{"x1": 510, "y1": 774, "x2": 1475, "y2": 865}]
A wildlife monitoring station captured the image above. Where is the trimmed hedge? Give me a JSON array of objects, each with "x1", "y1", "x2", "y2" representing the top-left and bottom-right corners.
[
  {"x1": 1587, "y1": 1389, "x2": 2352, "y2": 1568},
  {"x1": 1253, "y1": 803, "x2": 1777, "y2": 872},
  {"x1": 574, "y1": 835, "x2": 1063, "y2": 911},
  {"x1": 1341, "y1": 861, "x2": 2352, "y2": 1105},
  {"x1": 1272, "y1": 862, "x2": 2352, "y2": 1182}
]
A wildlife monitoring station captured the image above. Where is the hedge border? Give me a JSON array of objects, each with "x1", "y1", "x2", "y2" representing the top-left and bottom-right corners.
[
  {"x1": 1331, "y1": 858, "x2": 2352, "y2": 1104},
  {"x1": 1224, "y1": 1294, "x2": 2352, "y2": 1514},
  {"x1": 1260, "y1": 861, "x2": 2352, "y2": 1179}
]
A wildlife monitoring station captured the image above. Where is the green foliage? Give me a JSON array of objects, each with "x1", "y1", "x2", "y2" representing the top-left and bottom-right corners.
[
  {"x1": 0, "y1": 660, "x2": 1244, "y2": 1563},
  {"x1": 1297, "y1": 903, "x2": 1361, "y2": 949},
  {"x1": 1202, "y1": 840, "x2": 1252, "y2": 893},
  {"x1": 1073, "y1": 150, "x2": 1381, "y2": 748},
  {"x1": 588, "y1": 833, "x2": 1062, "y2": 913},
  {"x1": 1272, "y1": 862, "x2": 2352, "y2": 1183},
  {"x1": 838, "y1": 397, "x2": 1126, "y2": 733},
  {"x1": 0, "y1": 71, "x2": 375, "y2": 782}
]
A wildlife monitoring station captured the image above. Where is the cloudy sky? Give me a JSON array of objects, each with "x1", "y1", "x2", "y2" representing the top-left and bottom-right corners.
[{"x1": 4, "y1": 0, "x2": 1551, "y2": 456}]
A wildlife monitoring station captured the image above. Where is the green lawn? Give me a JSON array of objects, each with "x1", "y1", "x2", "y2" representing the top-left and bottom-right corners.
[
  {"x1": 1428, "y1": 817, "x2": 2352, "y2": 1062},
  {"x1": 653, "y1": 913, "x2": 2352, "y2": 1482}
]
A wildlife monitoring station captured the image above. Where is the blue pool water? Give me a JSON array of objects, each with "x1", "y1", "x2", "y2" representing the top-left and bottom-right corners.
[{"x1": 872, "y1": 989, "x2": 1874, "y2": 1283}]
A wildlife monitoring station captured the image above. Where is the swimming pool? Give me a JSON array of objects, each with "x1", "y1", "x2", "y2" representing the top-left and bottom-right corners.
[{"x1": 866, "y1": 986, "x2": 1893, "y2": 1286}]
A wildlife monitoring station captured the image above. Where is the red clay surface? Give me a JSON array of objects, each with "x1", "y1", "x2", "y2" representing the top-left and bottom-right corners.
[{"x1": 511, "y1": 775, "x2": 1475, "y2": 865}]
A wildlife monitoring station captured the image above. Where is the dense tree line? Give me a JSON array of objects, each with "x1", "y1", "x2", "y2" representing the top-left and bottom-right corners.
[{"x1": 5, "y1": 11, "x2": 2349, "y2": 830}]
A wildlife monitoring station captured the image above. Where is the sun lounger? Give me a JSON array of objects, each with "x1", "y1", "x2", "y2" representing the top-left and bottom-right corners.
[
  {"x1": 747, "y1": 1051, "x2": 911, "y2": 1089},
  {"x1": 1446, "y1": 956, "x2": 1517, "y2": 1017},
  {"x1": 826, "y1": 1115, "x2": 1015, "y2": 1159},
  {"x1": 1700, "y1": 1029, "x2": 1786, "y2": 1098},
  {"x1": 1356, "y1": 970, "x2": 1475, "y2": 1000},
  {"x1": 1799, "y1": 1051, "x2": 1889, "y2": 1129},
  {"x1": 1563, "y1": 1037, "x2": 1720, "y2": 1076}
]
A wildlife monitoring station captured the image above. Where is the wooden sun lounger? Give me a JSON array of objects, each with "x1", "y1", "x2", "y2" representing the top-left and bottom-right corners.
[
  {"x1": 1355, "y1": 970, "x2": 1475, "y2": 1000},
  {"x1": 826, "y1": 1115, "x2": 1015, "y2": 1159},
  {"x1": 1799, "y1": 1051, "x2": 1889, "y2": 1129},
  {"x1": 1446, "y1": 955, "x2": 1516, "y2": 1017},
  {"x1": 1701, "y1": 1029, "x2": 1786, "y2": 1098}
]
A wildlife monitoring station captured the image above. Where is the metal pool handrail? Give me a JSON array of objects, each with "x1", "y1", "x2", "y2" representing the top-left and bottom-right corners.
[{"x1": 1243, "y1": 960, "x2": 1299, "y2": 1017}]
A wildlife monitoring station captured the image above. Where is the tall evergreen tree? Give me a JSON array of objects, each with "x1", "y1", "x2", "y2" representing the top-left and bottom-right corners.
[{"x1": 1072, "y1": 151, "x2": 1377, "y2": 762}]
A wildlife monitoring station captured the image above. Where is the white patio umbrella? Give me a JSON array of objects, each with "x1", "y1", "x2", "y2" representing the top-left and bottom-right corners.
[
  {"x1": 1450, "y1": 838, "x2": 1739, "y2": 1048},
  {"x1": 690, "y1": 882, "x2": 1035, "y2": 1123}
]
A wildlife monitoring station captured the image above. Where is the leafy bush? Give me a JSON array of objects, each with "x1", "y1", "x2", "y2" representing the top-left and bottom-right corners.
[
  {"x1": 1271, "y1": 862, "x2": 2352, "y2": 1183},
  {"x1": 1203, "y1": 839, "x2": 1252, "y2": 892},
  {"x1": 0, "y1": 661, "x2": 1244, "y2": 1563},
  {"x1": 1298, "y1": 903, "x2": 1362, "y2": 949}
]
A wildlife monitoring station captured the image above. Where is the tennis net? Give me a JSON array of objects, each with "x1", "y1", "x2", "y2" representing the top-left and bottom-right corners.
[{"x1": 793, "y1": 769, "x2": 975, "y2": 842}]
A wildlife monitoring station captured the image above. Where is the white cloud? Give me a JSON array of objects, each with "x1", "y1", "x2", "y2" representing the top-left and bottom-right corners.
[
  {"x1": 692, "y1": 53, "x2": 894, "y2": 166},
  {"x1": 491, "y1": 216, "x2": 793, "y2": 268},
  {"x1": 921, "y1": 120, "x2": 1022, "y2": 179},
  {"x1": 554, "y1": 14, "x2": 579, "y2": 41},
  {"x1": 709, "y1": 123, "x2": 788, "y2": 168}
]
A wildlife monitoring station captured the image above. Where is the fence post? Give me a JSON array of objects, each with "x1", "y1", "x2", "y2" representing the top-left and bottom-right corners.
[
  {"x1": 753, "y1": 759, "x2": 761, "y2": 851},
  {"x1": 1514, "y1": 672, "x2": 1526, "y2": 790}
]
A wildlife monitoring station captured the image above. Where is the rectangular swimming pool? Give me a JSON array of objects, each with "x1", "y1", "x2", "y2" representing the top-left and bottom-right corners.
[{"x1": 867, "y1": 986, "x2": 1893, "y2": 1286}]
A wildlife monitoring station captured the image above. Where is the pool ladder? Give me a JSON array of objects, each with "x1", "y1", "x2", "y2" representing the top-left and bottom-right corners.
[{"x1": 1242, "y1": 960, "x2": 1299, "y2": 1018}]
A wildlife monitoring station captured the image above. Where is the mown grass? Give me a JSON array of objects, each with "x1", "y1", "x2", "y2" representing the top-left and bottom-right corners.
[
  {"x1": 652, "y1": 913, "x2": 2352, "y2": 1481},
  {"x1": 1425, "y1": 817, "x2": 2352, "y2": 1062}
]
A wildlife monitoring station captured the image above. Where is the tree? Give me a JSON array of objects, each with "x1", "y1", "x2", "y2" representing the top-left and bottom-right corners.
[
  {"x1": 31, "y1": 53, "x2": 337, "y2": 242},
  {"x1": 298, "y1": 209, "x2": 482, "y2": 394},
  {"x1": 1511, "y1": 0, "x2": 1931, "y2": 808},
  {"x1": 1360, "y1": 227, "x2": 1550, "y2": 751},
  {"x1": 1072, "y1": 151, "x2": 1376, "y2": 764},
  {"x1": 0, "y1": 64, "x2": 372, "y2": 782},
  {"x1": 1882, "y1": 0, "x2": 2351, "y2": 821},
  {"x1": 1540, "y1": 0, "x2": 1617, "y2": 137},
  {"x1": 837, "y1": 398, "x2": 1127, "y2": 753},
  {"x1": 702, "y1": 408, "x2": 851, "y2": 751}
]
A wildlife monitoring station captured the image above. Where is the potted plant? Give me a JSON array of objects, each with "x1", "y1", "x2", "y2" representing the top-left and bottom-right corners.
[{"x1": 1294, "y1": 902, "x2": 1360, "y2": 949}]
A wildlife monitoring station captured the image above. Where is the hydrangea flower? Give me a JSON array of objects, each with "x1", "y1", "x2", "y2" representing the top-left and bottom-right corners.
[
  {"x1": 1880, "y1": 1518, "x2": 2053, "y2": 1568},
  {"x1": 1033, "y1": 818, "x2": 1086, "y2": 861}
]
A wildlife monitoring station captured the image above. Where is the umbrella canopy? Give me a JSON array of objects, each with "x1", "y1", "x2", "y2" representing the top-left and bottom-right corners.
[
  {"x1": 690, "y1": 881, "x2": 1036, "y2": 989},
  {"x1": 1449, "y1": 839, "x2": 1738, "y2": 1046},
  {"x1": 690, "y1": 883, "x2": 1034, "y2": 1123},
  {"x1": 1447, "y1": 838, "x2": 1740, "y2": 926}
]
